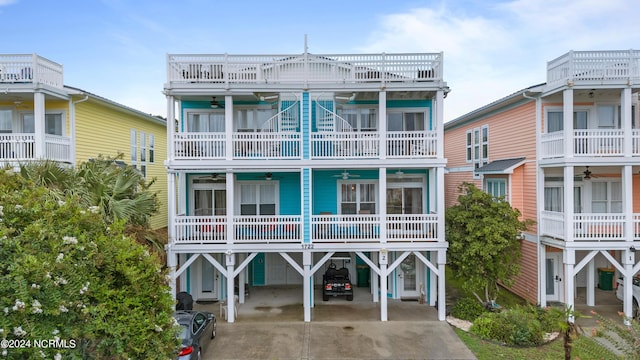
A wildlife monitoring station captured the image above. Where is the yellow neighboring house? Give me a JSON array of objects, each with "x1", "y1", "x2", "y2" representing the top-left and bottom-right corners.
[{"x1": 0, "y1": 53, "x2": 167, "y2": 230}]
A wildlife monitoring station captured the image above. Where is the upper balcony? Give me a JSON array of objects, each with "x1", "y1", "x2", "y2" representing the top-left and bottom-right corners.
[
  {"x1": 0, "y1": 133, "x2": 72, "y2": 164},
  {"x1": 547, "y1": 50, "x2": 640, "y2": 89},
  {"x1": 540, "y1": 211, "x2": 640, "y2": 243},
  {"x1": 540, "y1": 129, "x2": 640, "y2": 159},
  {"x1": 0, "y1": 54, "x2": 64, "y2": 89},
  {"x1": 165, "y1": 52, "x2": 444, "y2": 92}
]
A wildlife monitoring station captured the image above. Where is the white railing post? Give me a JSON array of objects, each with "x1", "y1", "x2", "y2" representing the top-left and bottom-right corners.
[
  {"x1": 379, "y1": 167, "x2": 387, "y2": 244},
  {"x1": 564, "y1": 166, "x2": 574, "y2": 241},
  {"x1": 622, "y1": 88, "x2": 632, "y2": 157},
  {"x1": 379, "y1": 91, "x2": 386, "y2": 159},
  {"x1": 563, "y1": 89, "x2": 573, "y2": 158},
  {"x1": 624, "y1": 166, "x2": 633, "y2": 242}
]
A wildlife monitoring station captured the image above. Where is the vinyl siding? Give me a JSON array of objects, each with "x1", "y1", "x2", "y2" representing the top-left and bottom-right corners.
[
  {"x1": 508, "y1": 240, "x2": 538, "y2": 304},
  {"x1": 75, "y1": 100, "x2": 167, "y2": 229}
]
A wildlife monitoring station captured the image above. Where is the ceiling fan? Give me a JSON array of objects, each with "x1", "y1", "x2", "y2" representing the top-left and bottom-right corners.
[
  {"x1": 582, "y1": 166, "x2": 598, "y2": 180},
  {"x1": 333, "y1": 170, "x2": 360, "y2": 180},
  {"x1": 254, "y1": 172, "x2": 280, "y2": 181},
  {"x1": 195, "y1": 173, "x2": 225, "y2": 182},
  {"x1": 210, "y1": 97, "x2": 224, "y2": 109}
]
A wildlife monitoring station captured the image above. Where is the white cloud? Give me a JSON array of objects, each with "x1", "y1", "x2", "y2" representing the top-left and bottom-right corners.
[
  {"x1": 360, "y1": 0, "x2": 640, "y2": 121},
  {"x1": 0, "y1": 0, "x2": 16, "y2": 5}
]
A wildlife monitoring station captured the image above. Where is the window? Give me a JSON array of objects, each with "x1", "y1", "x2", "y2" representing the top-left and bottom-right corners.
[
  {"x1": 149, "y1": 134, "x2": 155, "y2": 163},
  {"x1": 186, "y1": 111, "x2": 225, "y2": 132},
  {"x1": 239, "y1": 183, "x2": 277, "y2": 215},
  {"x1": 340, "y1": 182, "x2": 376, "y2": 214},
  {"x1": 544, "y1": 186, "x2": 563, "y2": 212},
  {"x1": 466, "y1": 125, "x2": 489, "y2": 175},
  {"x1": 45, "y1": 114, "x2": 63, "y2": 135},
  {"x1": 338, "y1": 107, "x2": 378, "y2": 131},
  {"x1": 387, "y1": 111, "x2": 428, "y2": 131},
  {"x1": 546, "y1": 110, "x2": 588, "y2": 132},
  {"x1": 465, "y1": 131, "x2": 472, "y2": 162},
  {"x1": 234, "y1": 108, "x2": 275, "y2": 131},
  {"x1": 597, "y1": 105, "x2": 616, "y2": 128},
  {"x1": 139, "y1": 132, "x2": 146, "y2": 177},
  {"x1": 130, "y1": 129, "x2": 137, "y2": 169},
  {"x1": 485, "y1": 178, "x2": 506, "y2": 199},
  {"x1": 591, "y1": 181, "x2": 622, "y2": 213}
]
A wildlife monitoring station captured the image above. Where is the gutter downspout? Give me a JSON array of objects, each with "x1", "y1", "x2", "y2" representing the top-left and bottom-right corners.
[
  {"x1": 522, "y1": 90, "x2": 542, "y2": 305},
  {"x1": 70, "y1": 95, "x2": 89, "y2": 166}
]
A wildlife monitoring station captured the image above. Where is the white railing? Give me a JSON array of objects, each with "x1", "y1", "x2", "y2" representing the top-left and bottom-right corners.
[
  {"x1": 0, "y1": 133, "x2": 35, "y2": 160},
  {"x1": 174, "y1": 215, "x2": 227, "y2": 244},
  {"x1": 174, "y1": 132, "x2": 226, "y2": 159},
  {"x1": 386, "y1": 214, "x2": 439, "y2": 242},
  {"x1": 540, "y1": 132, "x2": 564, "y2": 159},
  {"x1": 234, "y1": 215, "x2": 301, "y2": 243},
  {"x1": 233, "y1": 132, "x2": 300, "y2": 159},
  {"x1": 573, "y1": 129, "x2": 624, "y2": 156},
  {"x1": 573, "y1": 214, "x2": 626, "y2": 241},
  {"x1": 167, "y1": 53, "x2": 443, "y2": 87},
  {"x1": 312, "y1": 214, "x2": 381, "y2": 243},
  {"x1": 387, "y1": 131, "x2": 437, "y2": 158},
  {"x1": 0, "y1": 54, "x2": 64, "y2": 88},
  {"x1": 634, "y1": 215, "x2": 640, "y2": 241},
  {"x1": 259, "y1": 98, "x2": 299, "y2": 132},
  {"x1": 633, "y1": 129, "x2": 640, "y2": 156},
  {"x1": 311, "y1": 132, "x2": 379, "y2": 158},
  {"x1": 547, "y1": 50, "x2": 640, "y2": 87},
  {"x1": 44, "y1": 134, "x2": 71, "y2": 162},
  {"x1": 540, "y1": 211, "x2": 565, "y2": 239}
]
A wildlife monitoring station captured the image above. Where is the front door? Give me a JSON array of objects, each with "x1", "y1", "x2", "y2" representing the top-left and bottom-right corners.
[
  {"x1": 398, "y1": 253, "x2": 420, "y2": 298},
  {"x1": 197, "y1": 257, "x2": 217, "y2": 300},
  {"x1": 546, "y1": 252, "x2": 563, "y2": 302}
]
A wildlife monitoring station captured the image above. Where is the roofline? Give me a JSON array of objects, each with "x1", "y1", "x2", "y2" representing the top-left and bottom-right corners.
[
  {"x1": 476, "y1": 157, "x2": 527, "y2": 175},
  {"x1": 65, "y1": 86, "x2": 166, "y2": 126},
  {"x1": 445, "y1": 83, "x2": 545, "y2": 131}
]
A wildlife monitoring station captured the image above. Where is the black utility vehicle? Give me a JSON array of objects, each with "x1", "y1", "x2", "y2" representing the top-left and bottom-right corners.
[{"x1": 322, "y1": 262, "x2": 353, "y2": 301}]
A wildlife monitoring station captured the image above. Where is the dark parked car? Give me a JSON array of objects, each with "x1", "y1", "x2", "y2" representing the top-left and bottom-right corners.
[
  {"x1": 322, "y1": 262, "x2": 353, "y2": 301},
  {"x1": 174, "y1": 310, "x2": 216, "y2": 360}
]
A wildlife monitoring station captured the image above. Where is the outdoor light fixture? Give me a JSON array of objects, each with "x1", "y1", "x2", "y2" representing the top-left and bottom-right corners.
[{"x1": 210, "y1": 97, "x2": 223, "y2": 108}]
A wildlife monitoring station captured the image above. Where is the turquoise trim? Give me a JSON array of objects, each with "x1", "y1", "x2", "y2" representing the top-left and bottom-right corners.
[
  {"x1": 302, "y1": 93, "x2": 310, "y2": 159},
  {"x1": 302, "y1": 168, "x2": 311, "y2": 243},
  {"x1": 386, "y1": 99, "x2": 431, "y2": 108}
]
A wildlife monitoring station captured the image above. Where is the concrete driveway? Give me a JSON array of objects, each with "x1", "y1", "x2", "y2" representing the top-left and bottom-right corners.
[{"x1": 195, "y1": 286, "x2": 476, "y2": 360}]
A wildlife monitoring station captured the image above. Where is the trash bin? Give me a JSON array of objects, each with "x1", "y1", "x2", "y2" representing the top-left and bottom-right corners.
[
  {"x1": 176, "y1": 291, "x2": 193, "y2": 310},
  {"x1": 357, "y1": 265, "x2": 370, "y2": 287},
  {"x1": 597, "y1": 268, "x2": 615, "y2": 291}
]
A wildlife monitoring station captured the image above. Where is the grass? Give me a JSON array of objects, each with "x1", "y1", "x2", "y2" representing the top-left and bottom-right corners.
[{"x1": 456, "y1": 328, "x2": 620, "y2": 360}]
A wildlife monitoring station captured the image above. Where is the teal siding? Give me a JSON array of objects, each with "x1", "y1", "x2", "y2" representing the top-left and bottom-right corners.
[
  {"x1": 302, "y1": 92, "x2": 310, "y2": 159},
  {"x1": 312, "y1": 170, "x2": 379, "y2": 214},
  {"x1": 302, "y1": 168, "x2": 311, "y2": 243}
]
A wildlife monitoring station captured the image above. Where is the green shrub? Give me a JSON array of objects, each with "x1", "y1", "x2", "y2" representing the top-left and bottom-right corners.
[
  {"x1": 531, "y1": 305, "x2": 564, "y2": 333},
  {"x1": 0, "y1": 169, "x2": 180, "y2": 359},
  {"x1": 451, "y1": 297, "x2": 487, "y2": 321},
  {"x1": 470, "y1": 307, "x2": 545, "y2": 346}
]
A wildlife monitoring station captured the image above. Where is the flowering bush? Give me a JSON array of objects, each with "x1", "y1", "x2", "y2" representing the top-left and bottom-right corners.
[{"x1": 0, "y1": 169, "x2": 180, "y2": 359}]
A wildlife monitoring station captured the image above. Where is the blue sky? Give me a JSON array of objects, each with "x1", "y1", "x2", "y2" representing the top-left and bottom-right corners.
[{"x1": 1, "y1": 0, "x2": 638, "y2": 121}]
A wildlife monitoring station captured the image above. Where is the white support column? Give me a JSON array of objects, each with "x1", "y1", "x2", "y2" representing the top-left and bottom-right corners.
[
  {"x1": 166, "y1": 95, "x2": 175, "y2": 160},
  {"x1": 379, "y1": 250, "x2": 388, "y2": 321},
  {"x1": 372, "y1": 255, "x2": 379, "y2": 302},
  {"x1": 539, "y1": 244, "x2": 547, "y2": 307},
  {"x1": 167, "y1": 173, "x2": 176, "y2": 245},
  {"x1": 564, "y1": 249, "x2": 575, "y2": 322},
  {"x1": 622, "y1": 88, "x2": 632, "y2": 157},
  {"x1": 429, "y1": 251, "x2": 437, "y2": 305},
  {"x1": 303, "y1": 252, "x2": 312, "y2": 322},
  {"x1": 225, "y1": 95, "x2": 233, "y2": 160},
  {"x1": 436, "y1": 167, "x2": 445, "y2": 243},
  {"x1": 33, "y1": 92, "x2": 45, "y2": 158},
  {"x1": 225, "y1": 252, "x2": 236, "y2": 323},
  {"x1": 563, "y1": 89, "x2": 574, "y2": 158},
  {"x1": 379, "y1": 167, "x2": 387, "y2": 243},
  {"x1": 437, "y1": 250, "x2": 446, "y2": 321},
  {"x1": 238, "y1": 253, "x2": 246, "y2": 304},
  {"x1": 379, "y1": 91, "x2": 387, "y2": 159},
  {"x1": 226, "y1": 172, "x2": 235, "y2": 245},
  {"x1": 435, "y1": 89, "x2": 445, "y2": 158},
  {"x1": 177, "y1": 173, "x2": 187, "y2": 215},
  {"x1": 623, "y1": 165, "x2": 633, "y2": 246},
  {"x1": 622, "y1": 249, "x2": 635, "y2": 325},
  {"x1": 563, "y1": 166, "x2": 574, "y2": 242},
  {"x1": 167, "y1": 251, "x2": 178, "y2": 301},
  {"x1": 586, "y1": 259, "x2": 595, "y2": 306}
]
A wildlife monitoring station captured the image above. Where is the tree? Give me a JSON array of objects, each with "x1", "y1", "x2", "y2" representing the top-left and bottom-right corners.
[
  {"x1": 445, "y1": 182, "x2": 533, "y2": 305},
  {"x1": 0, "y1": 168, "x2": 180, "y2": 359}
]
